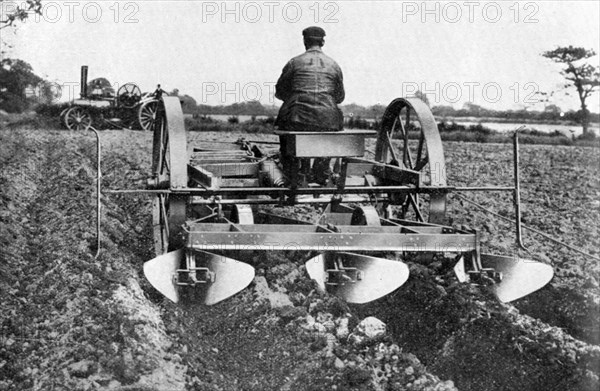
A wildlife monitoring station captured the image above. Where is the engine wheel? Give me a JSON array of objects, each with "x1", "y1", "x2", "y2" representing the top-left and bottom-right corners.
[
  {"x1": 375, "y1": 98, "x2": 447, "y2": 224},
  {"x1": 138, "y1": 99, "x2": 158, "y2": 131},
  {"x1": 64, "y1": 107, "x2": 92, "y2": 131},
  {"x1": 117, "y1": 83, "x2": 142, "y2": 108}
]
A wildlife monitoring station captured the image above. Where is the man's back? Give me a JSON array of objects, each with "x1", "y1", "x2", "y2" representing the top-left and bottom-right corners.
[{"x1": 275, "y1": 47, "x2": 345, "y2": 131}]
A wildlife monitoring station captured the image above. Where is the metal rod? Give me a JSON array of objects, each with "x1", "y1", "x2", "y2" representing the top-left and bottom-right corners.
[
  {"x1": 104, "y1": 189, "x2": 171, "y2": 194},
  {"x1": 455, "y1": 193, "x2": 600, "y2": 262},
  {"x1": 513, "y1": 127, "x2": 526, "y2": 250},
  {"x1": 193, "y1": 139, "x2": 280, "y2": 145},
  {"x1": 103, "y1": 185, "x2": 515, "y2": 196},
  {"x1": 89, "y1": 126, "x2": 101, "y2": 258},
  {"x1": 239, "y1": 140, "x2": 280, "y2": 145},
  {"x1": 452, "y1": 186, "x2": 515, "y2": 192},
  {"x1": 188, "y1": 195, "x2": 376, "y2": 205}
]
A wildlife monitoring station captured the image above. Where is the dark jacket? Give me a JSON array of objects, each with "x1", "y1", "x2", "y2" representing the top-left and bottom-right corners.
[{"x1": 275, "y1": 48, "x2": 345, "y2": 131}]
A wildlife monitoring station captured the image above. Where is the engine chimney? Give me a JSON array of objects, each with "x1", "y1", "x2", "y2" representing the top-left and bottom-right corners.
[{"x1": 80, "y1": 66, "x2": 88, "y2": 98}]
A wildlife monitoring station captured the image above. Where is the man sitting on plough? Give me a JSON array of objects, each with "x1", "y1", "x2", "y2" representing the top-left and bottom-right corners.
[{"x1": 275, "y1": 26, "x2": 346, "y2": 185}]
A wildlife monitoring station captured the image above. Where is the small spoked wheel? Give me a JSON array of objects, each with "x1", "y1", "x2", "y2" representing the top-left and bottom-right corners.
[
  {"x1": 151, "y1": 97, "x2": 188, "y2": 255},
  {"x1": 117, "y1": 83, "x2": 142, "y2": 108},
  {"x1": 138, "y1": 100, "x2": 159, "y2": 131},
  {"x1": 64, "y1": 107, "x2": 92, "y2": 131},
  {"x1": 375, "y1": 98, "x2": 447, "y2": 224},
  {"x1": 229, "y1": 204, "x2": 254, "y2": 225},
  {"x1": 351, "y1": 205, "x2": 381, "y2": 226}
]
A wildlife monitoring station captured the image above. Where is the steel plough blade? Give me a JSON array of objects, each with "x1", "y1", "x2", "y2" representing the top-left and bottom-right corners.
[
  {"x1": 305, "y1": 252, "x2": 409, "y2": 304},
  {"x1": 482, "y1": 254, "x2": 553, "y2": 303},
  {"x1": 453, "y1": 255, "x2": 468, "y2": 283},
  {"x1": 144, "y1": 250, "x2": 255, "y2": 305},
  {"x1": 191, "y1": 251, "x2": 255, "y2": 305},
  {"x1": 453, "y1": 254, "x2": 554, "y2": 303},
  {"x1": 144, "y1": 249, "x2": 184, "y2": 303}
]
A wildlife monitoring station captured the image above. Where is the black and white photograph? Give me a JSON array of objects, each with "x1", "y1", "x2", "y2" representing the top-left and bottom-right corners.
[{"x1": 1, "y1": 1, "x2": 599, "y2": 390}]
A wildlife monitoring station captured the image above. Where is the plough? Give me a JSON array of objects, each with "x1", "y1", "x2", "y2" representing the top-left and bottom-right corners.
[{"x1": 106, "y1": 96, "x2": 554, "y2": 305}]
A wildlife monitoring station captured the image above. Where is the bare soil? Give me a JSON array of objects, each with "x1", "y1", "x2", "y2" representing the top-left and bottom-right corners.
[{"x1": 1, "y1": 127, "x2": 598, "y2": 390}]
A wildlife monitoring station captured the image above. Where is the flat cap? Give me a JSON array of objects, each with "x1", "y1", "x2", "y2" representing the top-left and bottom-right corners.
[{"x1": 302, "y1": 26, "x2": 326, "y2": 39}]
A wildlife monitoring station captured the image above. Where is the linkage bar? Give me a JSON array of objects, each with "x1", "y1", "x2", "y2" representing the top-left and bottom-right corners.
[{"x1": 186, "y1": 223, "x2": 477, "y2": 252}]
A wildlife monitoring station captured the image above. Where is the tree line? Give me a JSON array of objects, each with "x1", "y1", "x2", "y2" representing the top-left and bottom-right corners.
[
  {"x1": 2, "y1": 56, "x2": 597, "y2": 130},
  {"x1": 1, "y1": 1, "x2": 598, "y2": 134},
  {"x1": 184, "y1": 101, "x2": 600, "y2": 126}
]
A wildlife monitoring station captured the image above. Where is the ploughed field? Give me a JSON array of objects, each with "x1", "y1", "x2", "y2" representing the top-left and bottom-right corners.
[{"x1": 0, "y1": 127, "x2": 599, "y2": 391}]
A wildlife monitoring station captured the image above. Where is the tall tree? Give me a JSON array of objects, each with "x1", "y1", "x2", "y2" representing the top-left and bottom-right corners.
[
  {"x1": 1, "y1": 2, "x2": 56, "y2": 111},
  {"x1": 1, "y1": 0, "x2": 44, "y2": 53},
  {"x1": 0, "y1": 58, "x2": 42, "y2": 112},
  {"x1": 0, "y1": 0, "x2": 43, "y2": 29},
  {"x1": 542, "y1": 46, "x2": 599, "y2": 135}
]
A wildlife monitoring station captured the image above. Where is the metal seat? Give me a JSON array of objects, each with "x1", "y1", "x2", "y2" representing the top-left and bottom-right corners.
[{"x1": 275, "y1": 129, "x2": 377, "y2": 158}]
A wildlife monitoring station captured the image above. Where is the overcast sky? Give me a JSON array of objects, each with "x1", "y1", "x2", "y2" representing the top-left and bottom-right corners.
[{"x1": 3, "y1": 0, "x2": 599, "y2": 111}]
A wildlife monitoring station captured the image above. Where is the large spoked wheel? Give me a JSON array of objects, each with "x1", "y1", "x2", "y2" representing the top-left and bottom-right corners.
[
  {"x1": 138, "y1": 99, "x2": 159, "y2": 131},
  {"x1": 117, "y1": 83, "x2": 142, "y2": 108},
  {"x1": 375, "y1": 98, "x2": 447, "y2": 224},
  {"x1": 152, "y1": 97, "x2": 189, "y2": 255},
  {"x1": 64, "y1": 107, "x2": 92, "y2": 131}
]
